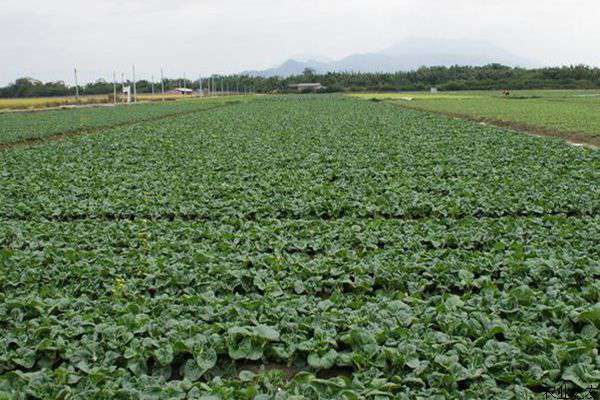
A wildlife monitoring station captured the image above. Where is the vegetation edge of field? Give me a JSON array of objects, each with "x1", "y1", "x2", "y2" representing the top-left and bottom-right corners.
[{"x1": 370, "y1": 98, "x2": 600, "y2": 148}]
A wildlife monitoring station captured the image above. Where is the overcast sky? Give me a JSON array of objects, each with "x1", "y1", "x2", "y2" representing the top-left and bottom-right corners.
[{"x1": 2, "y1": 0, "x2": 599, "y2": 85}]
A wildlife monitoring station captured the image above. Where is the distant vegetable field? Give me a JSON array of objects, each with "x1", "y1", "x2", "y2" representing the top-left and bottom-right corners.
[
  {"x1": 353, "y1": 90, "x2": 600, "y2": 146},
  {"x1": 0, "y1": 96, "x2": 250, "y2": 145},
  {"x1": 0, "y1": 95, "x2": 599, "y2": 399}
]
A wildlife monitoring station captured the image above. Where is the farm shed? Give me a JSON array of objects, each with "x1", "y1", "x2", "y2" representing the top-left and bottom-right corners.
[
  {"x1": 166, "y1": 88, "x2": 194, "y2": 95},
  {"x1": 289, "y1": 83, "x2": 325, "y2": 92}
]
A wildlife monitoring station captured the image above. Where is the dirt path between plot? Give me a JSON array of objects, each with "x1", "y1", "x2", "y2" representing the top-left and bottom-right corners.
[
  {"x1": 390, "y1": 102, "x2": 599, "y2": 149},
  {"x1": 0, "y1": 102, "x2": 236, "y2": 151}
]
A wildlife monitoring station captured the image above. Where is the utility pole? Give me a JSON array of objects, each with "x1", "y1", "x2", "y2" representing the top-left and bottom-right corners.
[
  {"x1": 113, "y1": 71, "x2": 117, "y2": 105},
  {"x1": 132, "y1": 64, "x2": 137, "y2": 103},
  {"x1": 160, "y1": 68, "x2": 165, "y2": 101},
  {"x1": 121, "y1": 73, "x2": 125, "y2": 104},
  {"x1": 151, "y1": 75, "x2": 155, "y2": 95},
  {"x1": 198, "y1": 75, "x2": 202, "y2": 96},
  {"x1": 73, "y1": 68, "x2": 80, "y2": 101}
]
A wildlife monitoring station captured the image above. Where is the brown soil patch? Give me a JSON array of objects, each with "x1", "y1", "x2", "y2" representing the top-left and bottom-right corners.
[{"x1": 235, "y1": 361, "x2": 299, "y2": 381}]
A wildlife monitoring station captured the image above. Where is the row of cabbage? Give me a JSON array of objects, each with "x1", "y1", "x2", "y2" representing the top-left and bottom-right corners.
[
  {"x1": 0, "y1": 95, "x2": 599, "y2": 398},
  {"x1": 1, "y1": 97, "x2": 598, "y2": 219},
  {"x1": 0, "y1": 97, "x2": 247, "y2": 144},
  {"x1": 1, "y1": 216, "x2": 599, "y2": 398}
]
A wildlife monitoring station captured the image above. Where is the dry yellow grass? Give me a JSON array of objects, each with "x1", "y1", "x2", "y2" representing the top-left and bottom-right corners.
[
  {"x1": 0, "y1": 95, "x2": 108, "y2": 110},
  {"x1": 0, "y1": 93, "x2": 204, "y2": 111}
]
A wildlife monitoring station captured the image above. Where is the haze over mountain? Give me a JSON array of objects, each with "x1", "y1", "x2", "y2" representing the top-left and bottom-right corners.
[{"x1": 244, "y1": 38, "x2": 535, "y2": 77}]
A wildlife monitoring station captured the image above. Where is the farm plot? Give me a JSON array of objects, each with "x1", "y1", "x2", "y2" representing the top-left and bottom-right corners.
[
  {"x1": 353, "y1": 90, "x2": 600, "y2": 146},
  {"x1": 0, "y1": 96, "x2": 249, "y2": 145},
  {"x1": 0, "y1": 95, "x2": 599, "y2": 399}
]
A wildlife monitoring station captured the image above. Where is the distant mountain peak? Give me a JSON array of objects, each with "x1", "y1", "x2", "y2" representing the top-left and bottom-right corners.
[
  {"x1": 381, "y1": 37, "x2": 533, "y2": 66},
  {"x1": 243, "y1": 38, "x2": 536, "y2": 77},
  {"x1": 288, "y1": 53, "x2": 333, "y2": 63}
]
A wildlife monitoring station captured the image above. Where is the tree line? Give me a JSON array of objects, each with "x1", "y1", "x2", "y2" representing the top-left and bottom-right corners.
[
  {"x1": 2, "y1": 64, "x2": 600, "y2": 98},
  {"x1": 0, "y1": 77, "x2": 200, "y2": 98}
]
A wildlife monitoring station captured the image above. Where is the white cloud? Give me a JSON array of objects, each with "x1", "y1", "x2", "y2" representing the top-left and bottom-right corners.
[{"x1": 1, "y1": 0, "x2": 599, "y2": 85}]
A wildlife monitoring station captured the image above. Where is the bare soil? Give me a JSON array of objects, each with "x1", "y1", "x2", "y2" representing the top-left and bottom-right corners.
[{"x1": 235, "y1": 361, "x2": 298, "y2": 381}]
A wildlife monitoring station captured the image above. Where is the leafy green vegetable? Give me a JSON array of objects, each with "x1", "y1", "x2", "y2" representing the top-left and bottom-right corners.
[{"x1": 0, "y1": 95, "x2": 598, "y2": 398}]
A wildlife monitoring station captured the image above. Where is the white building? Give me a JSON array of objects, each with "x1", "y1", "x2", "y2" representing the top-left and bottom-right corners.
[
  {"x1": 289, "y1": 83, "x2": 325, "y2": 92},
  {"x1": 167, "y1": 88, "x2": 194, "y2": 95}
]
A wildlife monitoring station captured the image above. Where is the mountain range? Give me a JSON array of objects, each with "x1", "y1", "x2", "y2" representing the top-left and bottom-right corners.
[{"x1": 243, "y1": 38, "x2": 535, "y2": 77}]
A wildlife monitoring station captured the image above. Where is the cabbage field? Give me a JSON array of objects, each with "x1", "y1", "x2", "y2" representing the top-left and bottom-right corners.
[
  {"x1": 0, "y1": 96, "x2": 247, "y2": 145},
  {"x1": 0, "y1": 95, "x2": 599, "y2": 399},
  {"x1": 354, "y1": 90, "x2": 600, "y2": 147}
]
